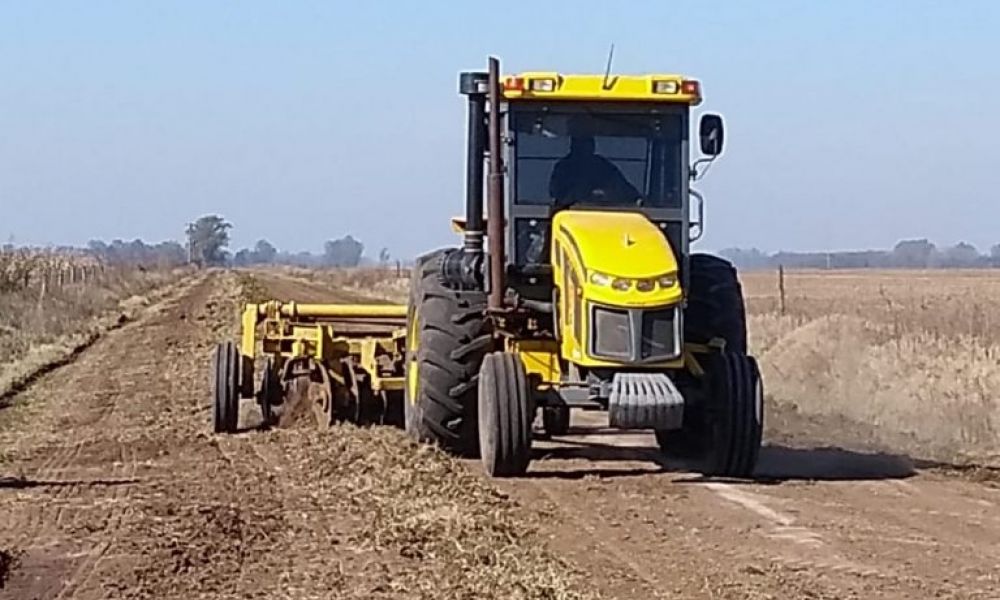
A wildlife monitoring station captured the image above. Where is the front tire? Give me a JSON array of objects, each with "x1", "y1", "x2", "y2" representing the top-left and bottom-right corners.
[
  {"x1": 698, "y1": 352, "x2": 763, "y2": 477},
  {"x1": 478, "y1": 352, "x2": 533, "y2": 477}
]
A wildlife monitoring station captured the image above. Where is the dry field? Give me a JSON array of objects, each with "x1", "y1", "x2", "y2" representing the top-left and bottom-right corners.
[
  {"x1": 2, "y1": 266, "x2": 1000, "y2": 599},
  {"x1": 743, "y1": 268, "x2": 1000, "y2": 466},
  {"x1": 264, "y1": 265, "x2": 410, "y2": 302}
]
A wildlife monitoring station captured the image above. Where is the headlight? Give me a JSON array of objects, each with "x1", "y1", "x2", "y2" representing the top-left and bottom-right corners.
[
  {"x1": 590, "y1": 271, "x2": 612, "y2": 286},
  {"x1": 611, "y1": 278, "x2": 631, "y2": 291},
  {"x1": 591, "y1": 271, "x2": 676, "y2": 292},
  {"x1": 590, "y1": 271, "x2": 632, "y2": 290},
  {"x1": 657, "y1": 273, "x2": 678, "y2": 289},
  {"x1": 635, "y1": 279, "x2": 656, "y2": 292}
]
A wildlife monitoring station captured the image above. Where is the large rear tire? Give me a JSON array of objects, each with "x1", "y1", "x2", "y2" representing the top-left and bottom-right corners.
[
  {"x1": 212, "y1": 342, "x2": 240, "y2": 434},
  {"x1": 684, "y1": 254, "x2": 747, "y2": 354},
  {"x1": 659, "y1": 253, "x2": 754, "y2": 460},
  {"x1": 404, "y1": 250, "x2": 490, "y2": 455},
  {"x1": 660, "y1": 254, "x2": 761, "y2": 475},
  {"x1": 478, "y1": 352, "x2": 533, "y2": 477}
]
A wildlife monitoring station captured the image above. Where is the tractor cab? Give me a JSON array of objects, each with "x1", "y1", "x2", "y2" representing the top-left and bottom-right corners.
[{"x1": 456, "y1": 70, "x2": 724, "y2": 303}]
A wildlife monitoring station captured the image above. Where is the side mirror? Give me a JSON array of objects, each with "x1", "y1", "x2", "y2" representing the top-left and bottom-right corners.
[{"x1": 699, "y1": 114, "x2": 725, "y2": 156}]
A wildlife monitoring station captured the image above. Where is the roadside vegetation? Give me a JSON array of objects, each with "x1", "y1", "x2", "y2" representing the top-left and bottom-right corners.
[
  {"x1": 0, "y1": 249, "x2": 188, "y2": 403},
  {"x1": 745, "y1": 269, "x2": 1000, "y2": 466}
]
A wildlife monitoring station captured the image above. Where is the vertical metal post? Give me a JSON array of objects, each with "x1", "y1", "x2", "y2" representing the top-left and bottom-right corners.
[{"x1": 486, "y1": 56, "x2": 506, "y2": 309}]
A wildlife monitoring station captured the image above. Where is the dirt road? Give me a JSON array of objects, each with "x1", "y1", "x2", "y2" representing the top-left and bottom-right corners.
[
  {"x1": 1, "y1": 271, "x2": 998, "y2": 599},
  {"x1": 502, "y1": 410, "x2": 1000, "y2": 599}
]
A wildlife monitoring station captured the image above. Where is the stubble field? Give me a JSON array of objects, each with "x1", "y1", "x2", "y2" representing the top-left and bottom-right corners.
[{"x1": 743, "y1": 268, "x2": 1000, "y2": 466}]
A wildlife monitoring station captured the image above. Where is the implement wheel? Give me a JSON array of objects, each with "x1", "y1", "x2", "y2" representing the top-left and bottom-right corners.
[
  {"x1": 212, "y1": 342, "x2": 240, "y2": 434},
  {"x1": 404, "y1": 249, "x2": 490, "y2": 455},
  {"x1": 478, "y1": 352, "x2": 533, "y2": 477},
  {"x1": 698, "y1": 352, "x2": 763, "y2": 478}
]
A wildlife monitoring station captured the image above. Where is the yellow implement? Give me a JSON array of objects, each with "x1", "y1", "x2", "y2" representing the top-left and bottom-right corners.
[{"x1": 211, "y1": 300, "x2": 408, "y2": 433}]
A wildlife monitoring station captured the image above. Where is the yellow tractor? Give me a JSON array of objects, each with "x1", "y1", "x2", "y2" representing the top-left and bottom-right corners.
[{"x1": 212, "y1": 56, "x2": 763, "y2": 479}]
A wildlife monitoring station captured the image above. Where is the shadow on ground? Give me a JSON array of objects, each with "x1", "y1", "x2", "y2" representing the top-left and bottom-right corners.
[
  {"x1": 0, "y1": 476, "x2": 137, "y2": 490},
  {"x1": 752, "y1": 445, "x2": 915, "y2": 481},
  {"x1": 526, "y1": 433, "x2": 916, "y2": 482}
]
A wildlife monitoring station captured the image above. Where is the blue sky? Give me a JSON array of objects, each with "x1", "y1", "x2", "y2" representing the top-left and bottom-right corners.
[{"x1": 1, "y1": 1, "x2": 998, "y2": 258}]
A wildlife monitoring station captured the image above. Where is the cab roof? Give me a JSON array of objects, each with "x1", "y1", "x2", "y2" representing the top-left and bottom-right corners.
[{"x1": 502, "y1": 72, "x2": 702, "y2": 105}]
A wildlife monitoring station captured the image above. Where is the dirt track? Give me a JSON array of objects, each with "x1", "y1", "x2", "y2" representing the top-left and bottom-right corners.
[{"x1": 1, "y1": 271, "x2": 999, "y2": 599}]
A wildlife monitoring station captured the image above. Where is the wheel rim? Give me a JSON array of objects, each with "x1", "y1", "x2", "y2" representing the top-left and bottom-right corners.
[{"x1": 405, "y1": 308, "x2": 420, "y2": 404}]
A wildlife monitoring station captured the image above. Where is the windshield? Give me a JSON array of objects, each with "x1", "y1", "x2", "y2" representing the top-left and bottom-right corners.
[{"x1": 512, "y1": 110, "x2": 685, "y2": 209}]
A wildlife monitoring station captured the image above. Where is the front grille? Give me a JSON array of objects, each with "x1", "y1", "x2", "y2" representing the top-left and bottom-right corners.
[
  {"x1": 592, "y1": 307, "x2": 631, "y2": 359},
  {"x1": 640, "y1": 308, "x2": 679, "y2": 361},
  {"x1": 590, "y1": 304, "x2": 681, "y2": 362}
]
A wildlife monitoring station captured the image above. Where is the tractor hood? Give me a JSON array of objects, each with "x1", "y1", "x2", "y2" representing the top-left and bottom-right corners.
[{"x1": 551, "y1": 210, "x2": 678, "y2": 278}]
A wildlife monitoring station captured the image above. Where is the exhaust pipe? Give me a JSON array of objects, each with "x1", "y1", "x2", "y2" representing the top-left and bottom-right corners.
[{"x1": 486, "y1": 56, "x2": 505, "y2": 310}]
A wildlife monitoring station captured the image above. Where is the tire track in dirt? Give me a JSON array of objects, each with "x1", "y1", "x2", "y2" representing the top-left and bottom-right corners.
[
  {"x1": 0, "y1": 274, "x2": 212, "y2": 600},
  {"x1": 56, "y1": 440, "x2": 139, "y2": 600}
]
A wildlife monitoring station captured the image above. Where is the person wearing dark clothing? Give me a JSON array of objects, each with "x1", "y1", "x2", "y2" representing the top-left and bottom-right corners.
[{"x1": 548, "y1": 136, "x2": 641, "y2": 208}]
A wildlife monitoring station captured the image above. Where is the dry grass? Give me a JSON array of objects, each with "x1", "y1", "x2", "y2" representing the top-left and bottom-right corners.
[
  {"x1": 270, "y1": 265, "x2": 410, "y2": 302},
  {"x1": 745, "y1": 269, "x2": 1000, "y2": 465},
  {"x1": 289, "y1": 426, "x2": 590, "y2": 599},
  {"x1": 0, "y1": 249, "x2": 100, "y2": 293},
  {"x1": 0, "y1": 253, "x2": 190, "y2": 402}
]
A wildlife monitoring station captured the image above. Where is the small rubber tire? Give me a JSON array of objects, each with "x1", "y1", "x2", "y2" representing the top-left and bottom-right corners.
[
  {"x1": 699, "y1": 352, "x2": 763, "y2": 478},
  {"x1": 542, "y1": 405, "x2": 570, "y2": 436},
  {"x1": 212, "y1": 342, "x2": 240, "y2": 434},
  {"x1": 404, "y1": 249, "x2": 490, "y2": 455},
  {"x1": 478, "y1": 352, "x2": 533, "y2": 477}
]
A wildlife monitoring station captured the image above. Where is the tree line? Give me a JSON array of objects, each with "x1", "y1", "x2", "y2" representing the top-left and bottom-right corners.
[
  {"x1": 721, "y1": 239, "x2": 1000, "y2": 270},
  {"x1": 82, "y1": 214, "x2": 384, "y2": 269}
]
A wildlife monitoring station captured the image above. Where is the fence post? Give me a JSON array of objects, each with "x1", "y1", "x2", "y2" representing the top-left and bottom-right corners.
[{"x1": 778, "y1": 264, "x2": 786, "y2": 315}]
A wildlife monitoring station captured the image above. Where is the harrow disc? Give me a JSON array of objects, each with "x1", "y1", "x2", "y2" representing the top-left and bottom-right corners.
[
  {"x1": 311, "y1": 361, "x2": 336, "y2": 428},
  {"x1": 258, "y1": 357, "x2": 279, "y2": 429}
]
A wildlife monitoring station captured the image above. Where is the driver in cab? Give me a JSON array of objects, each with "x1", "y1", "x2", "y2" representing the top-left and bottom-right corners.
[{"x1": 548, "y1": 134, "x2": 641, "y2": 209}]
